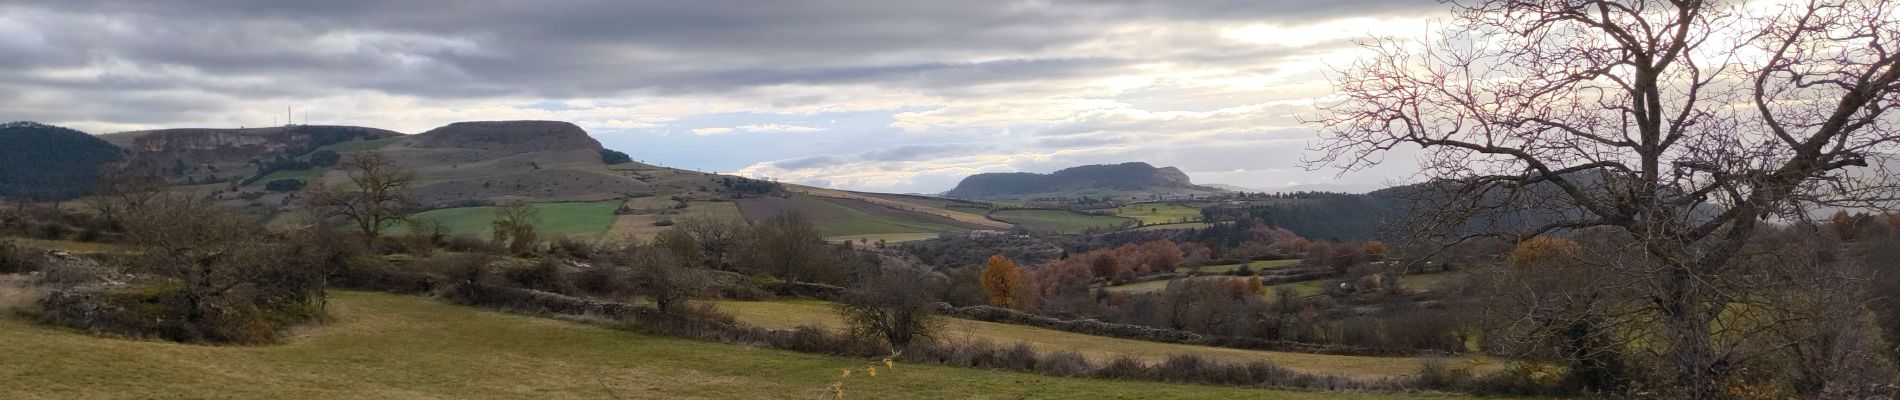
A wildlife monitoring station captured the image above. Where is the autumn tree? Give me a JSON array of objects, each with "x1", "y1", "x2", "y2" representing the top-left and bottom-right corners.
[
  {"x1": 1361, "y1": 240, "x2": 1390, "y2": 261},
  {"x1": 302, "y1": 151, "x2": 415, "y2": 245},
  {"x1": 490, "y1": 201, "x2": 538, "y2": 254},
  {"x1": 1086, "y1": 252, "x2": 1124, "y2": 283},
  {"x1": 980, "y1": 254, "x2": 1028, "y2": 310},
  {"x1": 1139, "y1": 240, "x2": 1185, "y2": 274},
  {"x1": 1311, "y1": 0, "x2": 1900, "y2": 396},
  {"x1": 1508, "y1": 236, "x2": 1581, "y2": 269}
]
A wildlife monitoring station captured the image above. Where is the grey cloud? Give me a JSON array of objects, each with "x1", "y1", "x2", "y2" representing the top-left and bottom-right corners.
[
  {"x1": 771, "y1": 155, "x2": 848, "y2": 170},
  {"x1": 860, "y1": 143, "x2": 993, "y2": 162},
  {"x1": 0, "y1": 1, "x2": 1429, "y2": 110}
]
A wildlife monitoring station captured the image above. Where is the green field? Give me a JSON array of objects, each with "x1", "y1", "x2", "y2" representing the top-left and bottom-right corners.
[
  {"x1": 826, "y1": 233, "x2": 942, "y2": 244},
  {"x1": 715, "y1": 300, "x2": 1486, "y2": 379},
  {"x1": 402, "y1": 200, "x2": 621, "y2": 238},
  {"x1": 1104, "y1": 276, "x2": 1258, "y2": 295},
  {"x1": 1185, "y1": 259, "x2": 1303, "y2": 274},
  {"x1": 0, "y1": 292, "x2": 1462, "y2": 399},
  {"x1": 739, "y1": 195, "x2": 980, "y2": 239},
  {"x1": 1136, "y1": 222, "x2": 1214, "y2": 231},
  {"x1": 312, "y1": 136, "x2": 401, "y2": 155},
  {"x1": 1114, "y1": 203, "x2": 1204, "y2": 225},
  {"x1": 251, "y1": 168, "x2": 322, "y2": 185},
  {"x1": 990, "y1": 210, "x2": 1130, "y2": 234}
]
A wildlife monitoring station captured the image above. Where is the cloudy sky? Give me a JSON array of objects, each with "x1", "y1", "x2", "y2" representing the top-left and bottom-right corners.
[{"x1": 0, "y1": 0, "x2": 1441, "y2": 194}]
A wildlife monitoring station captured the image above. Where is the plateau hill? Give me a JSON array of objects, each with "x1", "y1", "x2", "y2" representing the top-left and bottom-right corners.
[{"x1": 944, "y1": 162, "x2": 1224, "y2": 200}]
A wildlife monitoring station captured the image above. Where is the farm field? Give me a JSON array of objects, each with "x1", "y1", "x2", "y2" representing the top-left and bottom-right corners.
[
  {"x1": 0, "y1": 291, "x2": 1467, "y2": 400},
  {"x1": 714, "y1": 300, "x2": 1485, "y2": 379},
  {"x1": 736, "y1": 194, "x2": 987, "y2": 239},
  {"x1": 1186, "y1": 259, "x2": 1303, "y2": 274},
  {"x1": 990, "y1": 210, "x2": 1130, "y2": 234},
  {"x1": 5, "y1": 238, "x2": 133, "y2": 254},
  {"x1": 401, "y1": 200, "x2": 621, "y2": 238},
  {"x1": 1104, "y1": 276, "x2": 1258, "y2": 294},
  {"x1": 790, "y1": 186, "x2": 1011, "y2": 229},
  {"x1": 1114, "y1": 203, "x2": 1204, "y2": 225},
  {"x1": 1136, "y1": 222, "x2": 1214, "y2": 231},
  {"x1": 826, "y1": 232, "x2": 942, "y2": 245},
  {"x1": 606, "y1": 201, "x2": 744, "y2": 240}
]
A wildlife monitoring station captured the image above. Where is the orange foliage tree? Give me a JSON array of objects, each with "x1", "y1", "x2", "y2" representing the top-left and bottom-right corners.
[
  {"x1": 981, "y1": 254, "x2": 1027, "y2": 309},
  {"x1": 1508, "y1": 236, "x2": 1580, "y2": 269}
]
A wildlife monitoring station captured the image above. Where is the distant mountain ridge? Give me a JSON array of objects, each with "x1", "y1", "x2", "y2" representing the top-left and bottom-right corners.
[{"x1": 944, "y1": 162, "x2": 1223, "y2": 199}]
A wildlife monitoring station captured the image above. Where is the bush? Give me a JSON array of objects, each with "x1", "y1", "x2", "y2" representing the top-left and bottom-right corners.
[
  {"x1": 263, "y1": 179, "x2": 305, "y2": 192},
  {"x1": 330, "y1": 255, "x2": 439, "y2": 294},
  {"x1": 503, "y1": 259, "x2": 573, "y2": 294},
  {"x1": 0, "y1": 240, "x2": 44, "y2": 274},
  {"x1": 1035, "y1": 351, "x2": 1092, "y2": 377}
]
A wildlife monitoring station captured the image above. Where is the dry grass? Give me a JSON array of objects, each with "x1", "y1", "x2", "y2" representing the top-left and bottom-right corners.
[
  {"x1": 6, "y1": 238, "x2": 131, "y2": 255},
  {"x1": 715, "y1": 299, "x2": 1492, "y2": 379},
  {"x1": 0, "y1": 275, "x2": 42, "y2": 315},
  {"x1": 0, "y1": 291, "x2": 1463, "y2": 400}
]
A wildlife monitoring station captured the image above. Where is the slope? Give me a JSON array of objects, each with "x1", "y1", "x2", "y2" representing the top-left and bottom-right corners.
[
  {"x1": 0, "y1": 291, "x2": 1453, "y2": 400},
  {"x1": 0, "y1": 122, "x2": 122, "y2": 201}
]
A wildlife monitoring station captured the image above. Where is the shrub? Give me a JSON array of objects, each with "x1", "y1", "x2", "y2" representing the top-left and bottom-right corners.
[
  {"x1": 329, "y1": 255, "x2": 439, "y2": 294},
  {"x1": 503, "y1": 259, "x2": 573, "y2": 294},
  {"x1": 0, "y1": 240, "x2": 44, "y2": 274},
  {"x1": 1035, "y1": 351, "x2": 1092, "y2": 377},
  {"x1": 837, "y1": 268, "x2": 943, "y2": 348},
  {"x1": 263, "y1": 179, "x2": 305, "y2": 192},
  {"x1": 1093, "y1": 355, "x2": 1151, "y2": 379}
]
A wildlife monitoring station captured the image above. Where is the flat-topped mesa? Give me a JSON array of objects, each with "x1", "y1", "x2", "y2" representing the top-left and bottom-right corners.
[
  {"x1": 409, "y1": 120, "x2": 602, "y2": 154},
  {"x1": 945, "y1": 162, "x2": 1216, "y2": 199}
]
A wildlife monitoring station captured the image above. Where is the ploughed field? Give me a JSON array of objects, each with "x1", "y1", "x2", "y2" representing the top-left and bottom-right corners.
[{"x1": 0, "y1": 291, "x2": 1472, "y2": 400}]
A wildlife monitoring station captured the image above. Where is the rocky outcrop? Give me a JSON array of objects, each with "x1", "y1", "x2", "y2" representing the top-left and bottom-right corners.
[{"x1": 107, "y1": 125, "x2": 401, "y2": 165}]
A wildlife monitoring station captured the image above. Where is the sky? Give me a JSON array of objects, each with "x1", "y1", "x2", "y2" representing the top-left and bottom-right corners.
[{"x1": 0, "y1": 0, "x2": 1442, "y2": 194}]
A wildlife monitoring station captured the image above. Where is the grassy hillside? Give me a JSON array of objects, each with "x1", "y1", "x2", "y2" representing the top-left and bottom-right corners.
[
  {"x1": 715, "y1": 300, "x2": 1484, "y2": 379},
  {"x1": 737, "y1": 194, "x2": 988, "y2": 240},
  {"x1": 789, "y1": 186, "x2": 1011, "y2": 230},
  {"x1": 991, "y1": 210, "x2": 1131, "y2": 234},
  {"x1": 0, "y1": 291, "x2": 1460, "y2": 400},
  {"x1": 402, "y1": 200, "x2": 621, "y2": 238}
]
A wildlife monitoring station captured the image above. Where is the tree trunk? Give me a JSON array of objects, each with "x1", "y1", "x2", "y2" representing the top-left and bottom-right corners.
[{"x1": 1661, "y1": 263, "x2": 1724, "y2": 399}]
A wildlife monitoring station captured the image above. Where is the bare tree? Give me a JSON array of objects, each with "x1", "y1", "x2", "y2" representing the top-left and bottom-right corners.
[
  {"x1": 607, "y1": 232, "x2": 707, "y2": 315},
  {"x1": 302, "y1": 151, "x2": 416, "y2": 245},
  {"x1": 1310, "y1": 1, "x2": 1900, "y2": 396},
  {"x1": 837, "y1": 267, "x2": 943, "y2": 348},
  {"x1": 490, "y1": 201, "x2": 538, "y2": 254},
  {"x1": 85, "y1": 161, "x2": 168, "y2": 227},
  {"x1": 745, "y1": 212, "x2": 837, "y2": 284},
  {"x1": 121, "y1": 194, "x2": 327, "y2": 342},
  {"x1": 677, "y1": 215, "x2": 748, "y2": 270}
]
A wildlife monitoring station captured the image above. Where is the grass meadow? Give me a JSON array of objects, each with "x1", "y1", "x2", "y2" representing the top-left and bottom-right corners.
[{"x1": 0, "y1": 291, "x2": 1469, "y2": 400}]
